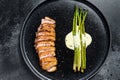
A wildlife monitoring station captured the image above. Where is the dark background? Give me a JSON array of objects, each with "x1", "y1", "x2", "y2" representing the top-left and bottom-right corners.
[{"x1": 0, "y1": 0, "x2": 120, "y2": 80}]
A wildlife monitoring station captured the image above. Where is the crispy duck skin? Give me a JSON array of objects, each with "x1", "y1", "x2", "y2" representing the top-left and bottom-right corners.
[{"x1": 34, "y1": 17, "x2": 57, "y2": 72}]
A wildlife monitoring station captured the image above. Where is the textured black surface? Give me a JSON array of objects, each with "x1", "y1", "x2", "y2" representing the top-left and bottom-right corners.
[{"x1": 0, "y1": 0, "x2": 120, "y2": 80}]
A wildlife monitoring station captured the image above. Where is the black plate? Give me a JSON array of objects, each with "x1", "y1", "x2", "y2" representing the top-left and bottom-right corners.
[{"x1": 20, "y1": 0, "x2": 111, "y2": 80}]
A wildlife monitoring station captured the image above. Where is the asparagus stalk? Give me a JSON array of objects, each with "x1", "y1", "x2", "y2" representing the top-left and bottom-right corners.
[
  {"x1": 73, "y1": 6, "x2": 79, "y2": 71},
  {"x1": 77, "y1": 9, "x2": 82, "y2": 71},
  {"x1": 81, "y1": 11, "x2": 88, "y2": 72},
  {"x1": 72, "y1": 6, "x2": 88, "y2": 72}
]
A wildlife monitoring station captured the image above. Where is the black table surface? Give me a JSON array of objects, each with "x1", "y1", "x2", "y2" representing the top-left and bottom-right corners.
[{"x1": 0, "y1": 0, "x2": 120, "y2": 80}]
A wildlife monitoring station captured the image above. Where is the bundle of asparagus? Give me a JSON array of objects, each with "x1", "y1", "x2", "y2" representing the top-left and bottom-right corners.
[{"x1": 72, "y1": 6, "x2": 88, "y2": 72}]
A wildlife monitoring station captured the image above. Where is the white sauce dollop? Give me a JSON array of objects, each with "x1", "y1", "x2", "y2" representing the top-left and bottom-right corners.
[{"x1": 65, "y1": 31, "x2": 92, "y2": 50}]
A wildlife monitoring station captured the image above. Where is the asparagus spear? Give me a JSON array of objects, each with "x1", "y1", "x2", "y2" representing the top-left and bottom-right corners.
[
  {"x1": 73, "y1": 6, "x2": 79, "y2": 72},
  {"x1": 81, "y1": 11, "x2": 88, "y2": 72},
  {"x1": 72, "y1": 6, "x2": 88, "y2": 72}
]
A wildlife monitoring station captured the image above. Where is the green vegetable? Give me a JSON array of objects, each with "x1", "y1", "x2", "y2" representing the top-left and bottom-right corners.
[{"x1": 72, "y1": 6, "x2": 88, "y2": 72}]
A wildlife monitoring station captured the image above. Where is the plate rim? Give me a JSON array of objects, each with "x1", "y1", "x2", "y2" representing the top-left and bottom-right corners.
[{"x1": 19, "y1": 0, "x2": 111, "y2": 80}]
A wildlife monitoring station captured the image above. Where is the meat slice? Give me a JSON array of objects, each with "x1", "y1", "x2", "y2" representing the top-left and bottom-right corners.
[
  {"x1": 41, "y1": 25, "x2": 55, "y2": 32},
  {"x1": 42, "y1": 23, "x2": 55, "y2": 28},
  {"x1": 36, "y1": 31, "x2": 55, "y2": 37},
  {"x1": 41, "y1": 60, "x2": 57, "y2": 70},
  {"x1": 37, "y1": 46, "x2": 55, "y2": 53},
  {"x1": 35, "y1": 35, "x2": 55, "y2": 43},
  {"x1": 35, "y1": 41, "x2": 55, "y2": 49},
  {"x1": 40, "y1": 57, "x2": 57, "y2": 63},
  {"x1": 47, "y1": 66, "x2": 57, "y2": 72},
  {"x1": 38, "y1": 51, "x2": 56, "y2": 59},
  {"x1": 41, "y1": 18, "x2": 55, "y2": 24},
  {"x1": 39, "y1": 53, "x2": 55, "y2": 60},
  {"x1": 34, "y1": 17, "x2": 57, "y2": 72},
  {"x1": 45, "y1": 17, "x2": 56, "y2": 23}
]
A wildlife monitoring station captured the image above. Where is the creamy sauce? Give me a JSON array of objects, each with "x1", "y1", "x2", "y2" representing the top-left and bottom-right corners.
[{"x1": 65, "y1": 31, "x2": 92, "y2": 50}]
